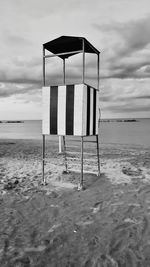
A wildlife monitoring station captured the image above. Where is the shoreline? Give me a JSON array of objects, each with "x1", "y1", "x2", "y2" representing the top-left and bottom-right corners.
[
  {"x1": 100, "y1": 118, "x2": 138, "y2": 122},
  {"x1": 0, "y1": 137, "x2": 150, "y2": 149},
  {"x1": 0, "y1": 121, "x2": 24, "y2": 123}
]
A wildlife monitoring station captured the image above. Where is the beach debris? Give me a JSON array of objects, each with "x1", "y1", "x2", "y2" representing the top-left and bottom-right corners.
[
  {"x1": 22, "y1": 195, "x2": 30, "y2": 200},
  {"x1": 62, "y1": 170, "x2": 70, "y2": 174},
  {"x1": 4, "y1": 182, "x2": 15, "y2": 190},
  {"x1": 48, "y1": 223, "x2": 61, "y2": 233},
  {"x1": 111, "y1": 201, "x2": 124, "y2": 206},
  {"x1": 75, "y1": 219, "x2": 94, "y2": 227},
  {"x1": 122, "y1": 165, "x2": 141, "y2": 176},
  {"x1": 91, "y1": 201, "x2": 103, "y2": 213},
  {"x1": 3, "y1": 179, "x2": 19, "y2": 191},
  {"x1": 50, "y1": 204, "x2": 59, "y2": 208},
  {"x1": 124, "y1": 218, "x2": 139, "y2": 224},
  {"x1": 14, "y1": 179, "x2": 19, "y2": 185},
  {"x1": 24, "y1": 245, "x2": 46, "y2": 253}
]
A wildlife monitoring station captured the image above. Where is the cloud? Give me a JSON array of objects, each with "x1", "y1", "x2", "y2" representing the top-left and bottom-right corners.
[
  {"x1": 107, "y1": 103, "x2": 150, "y2": 113},
  {"x1": 0, "y1": 52, "x2": 83, "y2": 86},
  {"x1": 99, "y1": 78, "x2": 150, "y2": 117},
  {"x1": 0, "y1": 55, "x2": 42, "y2": 85},
  {"x1": 1, "y1": 0, "x2": 87, "y2": 20},
  {"x1": 104, "y1": 61, "x2": 150, "y2": 79},
  {"x1": 94, "y1": 15, "x2": 150, "y2": 79},
  {"x1": 4, "y1": 33, "x2": 32, "y2": 47},
  {"x1": 0, "y1": 83, "x2": 40, "y2": 98},
  {"x1": 135, "y1": 95, "x2": 150, "y2": 99},
  {"x1": 0, "y1": 71, "x2": 41, "y2": 85},
  {"x1": 95, "y1": 15, "x2": 150, "y2": 56}
]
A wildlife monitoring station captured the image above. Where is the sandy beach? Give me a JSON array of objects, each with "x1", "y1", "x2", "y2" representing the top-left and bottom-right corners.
[{"x1": 0, "y1": 138, "x2": 150, "y2": 266}]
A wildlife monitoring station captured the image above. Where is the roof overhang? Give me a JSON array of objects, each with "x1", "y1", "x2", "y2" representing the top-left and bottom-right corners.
[{"x1": 43, "y1": 35, "x2": 100, "y2": 59}]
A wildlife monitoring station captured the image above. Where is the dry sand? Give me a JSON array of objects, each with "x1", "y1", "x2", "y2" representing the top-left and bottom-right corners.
[{"x1": 0, "y1": 138, "x2": 150, "y2": 266}]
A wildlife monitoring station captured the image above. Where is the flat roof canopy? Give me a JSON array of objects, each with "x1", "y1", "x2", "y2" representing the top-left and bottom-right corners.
[{"x1": 43, "y1": 35, "x2": 100, "y2": 59}]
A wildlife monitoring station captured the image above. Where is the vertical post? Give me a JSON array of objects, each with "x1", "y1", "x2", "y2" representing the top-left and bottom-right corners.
[
  {"x1": 42, "y1": 134, "x2": 46, "y2": 185},
  {"x1": 96, "y1": 135, "x2": 100, "y2": 177},
  {"x1": 82, "y1": 39, "x2": 85, "y2": 84},
  {"x1": 97, "y1": 52, "x2": 100, "y2": 90},
  {"x1": 63, "y1": 58, "x2": 66, "y2": 84},
  {"x1": 43, "y1": 45, "x2": 46, "y2": 86},
  {"x1": 42, "y1": 46, "x2": 46, "y2": 185},
  {"x1": 63, "y1": 136, "x2": 68, "y2": 173},
  {"x1": 97, "y1": 53, "x2": 100, "y2": 177},
  {"x1": 62, "y1": 59, "x2": 66, "y2": 152},
  {"x1": 78, "y1": 136, "x2": 84, "y2": 190},
  {"x1": 59, "y1": 136, "x2": 63, "y2": 153},
  {"x1": 58, "y1": 58, "x2": 66, "y2": 153}
]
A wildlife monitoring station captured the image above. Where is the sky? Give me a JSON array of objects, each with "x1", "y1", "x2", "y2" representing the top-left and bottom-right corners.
[{"x1": 0, "y1": 0, "x2": 150, "y2": 119}]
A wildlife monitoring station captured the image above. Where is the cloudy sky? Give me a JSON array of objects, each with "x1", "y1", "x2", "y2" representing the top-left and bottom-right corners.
[{"x1": 0, "y1": 0, "x2": 150, "y2": 119}]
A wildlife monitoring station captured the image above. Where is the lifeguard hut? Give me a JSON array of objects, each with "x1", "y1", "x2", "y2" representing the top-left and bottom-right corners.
[{"x1": 42, "y1": 35, "x2": 100, "y2": 190}]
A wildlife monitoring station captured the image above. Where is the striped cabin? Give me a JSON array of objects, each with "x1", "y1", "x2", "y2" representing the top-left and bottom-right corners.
[{"x1": 42, "y1": 84, "x2": 99, "y2": 136}]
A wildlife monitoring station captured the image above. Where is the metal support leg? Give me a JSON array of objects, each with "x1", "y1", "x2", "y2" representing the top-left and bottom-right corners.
[
  {"x1": 78, "y1": 136, "x2": 84, "y2": 190},
  {"x1": 59, "y1": 136, "x2": 62, "y2": 153},
  {"x1": 63, "y1": 136, "x2": 68, "y2": 173},
  {"x1": 42, "y1": 134, "x2": 46, "y2": 185},
  {"x1": 96, "y1": 135, "x2": 100, "y2": 177}
]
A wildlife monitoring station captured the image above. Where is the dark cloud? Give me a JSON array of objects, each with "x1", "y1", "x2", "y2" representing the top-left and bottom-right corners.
[
  {"x1": 0, "y1": 54, "x2": 82, "y2": 86},
  {"x1": 0, "y1": 72, "x2": 41, "y2": 85},
  {"x1": 109, "y1": 60, "x2": 149, "y2": 74},
  {"x1": 144, "y1": 65, "x2": 150, "y2": 73},
  {"x1": 0, "y1": 56, "x2": 42, "y2": 85},
  {"x1": 94, "y1": 15, "x2": 150, "y2": 79},
  {"x1": 94, "y1": 16, "x2": 150, "y2": 56},
  {"x1": 134, "y1": 95, "x2": 150, "y2": 100},
  {"x1": 104, "y1": 68, "x2": 150, "y2": 79},
  {"x1": 0, "y1": 83, "x2": 40, "y2": 98}
]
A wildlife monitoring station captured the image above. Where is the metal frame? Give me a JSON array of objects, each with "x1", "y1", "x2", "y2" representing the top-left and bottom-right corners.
[
  {"x1": 42, "y1": 39, "x2": 100, "y2": 189},
  {"x1": 42, "y1": 45, "x2": 46, "y2": 185},
  {"x1": 63, "y1": 59, "x2": 66, "y2": 84},
  {"x1": 82, "y1": 39, "x2": 85, "y2": 84},
  {"x1": 63, "y1": 136, "x2": 68, "y2": 173},
  {"x1": 97, "y1": 53, "x2": 100, "y2": 90},
  {"x1": 80, "y1": 136, "x2": 84, "y2": 190},
  {"x1": 44, "y1": 50, "x2": 83, "y2": 59},
  {"x1": 42, "y1": 134, "x2": 46, "y2": 185},
  {"x1": 42, "y1": 45, "x2": 100, "y2": 89}
]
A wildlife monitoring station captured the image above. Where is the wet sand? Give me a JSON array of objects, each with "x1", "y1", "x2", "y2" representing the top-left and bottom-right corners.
[{"x1": 0, "y1": 138, "x2": 150, "y2": 266}]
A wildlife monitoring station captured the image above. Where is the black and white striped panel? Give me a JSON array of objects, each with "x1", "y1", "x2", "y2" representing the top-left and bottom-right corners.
[{"x1": 42, "y1": 84, "x2": 99, "y2": 136}]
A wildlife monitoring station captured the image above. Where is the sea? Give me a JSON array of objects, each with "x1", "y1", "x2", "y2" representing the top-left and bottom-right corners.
[{"x1": 0, "y1": 119, "x2": 150, "y2": 148}]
